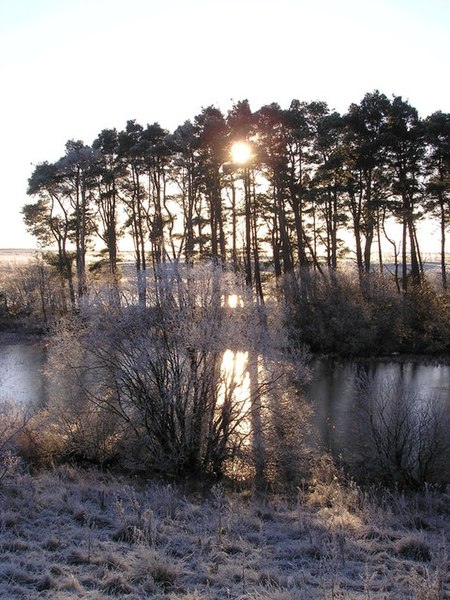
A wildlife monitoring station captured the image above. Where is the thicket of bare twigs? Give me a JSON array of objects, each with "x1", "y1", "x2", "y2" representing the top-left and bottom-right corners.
[
  {"x1": 349, "y1": 373, "x2": 450, "y2": 488},
  {"x1": 2, "y1": 266, "x2": 310, "y2": 488},
  {"x1": 290, "y1": 270, "x2": 450, "y2": 356}
]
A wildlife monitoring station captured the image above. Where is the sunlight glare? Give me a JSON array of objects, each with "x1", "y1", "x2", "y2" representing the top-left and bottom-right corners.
[
  {"x1": 231, "y1": 141, "x2": 252, "y2": 165},
  {"x1": 227, "y1": 294, "x2": 244, "y2": 308}
]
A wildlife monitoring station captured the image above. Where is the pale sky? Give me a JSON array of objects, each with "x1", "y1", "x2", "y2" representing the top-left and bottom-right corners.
[{"x1": 1, "y1": 0, "x2": 449, "y2": 249}]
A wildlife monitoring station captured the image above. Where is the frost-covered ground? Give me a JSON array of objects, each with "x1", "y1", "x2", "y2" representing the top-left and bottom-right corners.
[{"x1": 0, "y1": 466, "x2": 448, "y2": 600}]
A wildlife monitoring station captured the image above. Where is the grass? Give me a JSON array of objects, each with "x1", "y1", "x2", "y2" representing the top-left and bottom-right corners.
[{"x1": 0, "y1": 464, "x2": 448, "y2": 599}]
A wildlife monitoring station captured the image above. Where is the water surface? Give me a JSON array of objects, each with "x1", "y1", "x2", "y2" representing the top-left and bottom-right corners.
[
  {"x1": 0, "y1": 334, "x2": 47, "y2": 406},
  {"x1": 304, "y1": 358, "x2": 450, "y2": 454},
  {"x1": 2, "y1": 333, "x2": 450, "y2": 460}
]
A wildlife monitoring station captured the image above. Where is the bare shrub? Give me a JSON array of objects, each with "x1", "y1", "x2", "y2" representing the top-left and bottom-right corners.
[
  {"x1": 289, "y1": 269, "x2": 450, "y2": 356},
  {"x1": 12, "y1": 386, "x2": 123, "y2": 469},
  {"x1": 262, "y1": 385, "x2": 313, "y2": 489},
  {"x1": 401, "y1": 283, "x2": 450, "y2": 353},
  {"x1": 352, "y1": 373, "x2": 450, "y2": 487},
  {"x1": 291, "y1": 269, "x2": 375, "y2": 355},
  {"x1": 0, "y1": 258, "x2": 68, "y2": 326},
  {"x1": 45, "y1": 265, "x2": 312, "y2": 482},
  {"x1": 0, "y1": 401, "x2": 30, "y2": 482}
]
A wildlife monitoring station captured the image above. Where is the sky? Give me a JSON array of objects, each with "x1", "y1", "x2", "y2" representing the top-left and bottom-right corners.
[{"x1": 1, "y1": 0, "x2": 450, "y2": 249}]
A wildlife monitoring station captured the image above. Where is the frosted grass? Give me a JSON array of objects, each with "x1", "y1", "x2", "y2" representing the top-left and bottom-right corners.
[{"x1": 0, "y1": 466, "x2": 448, "y2": 599}]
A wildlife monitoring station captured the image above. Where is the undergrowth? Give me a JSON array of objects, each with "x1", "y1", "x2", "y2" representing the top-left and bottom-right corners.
[{"x1": 0, "y1": 462, "x2": 448, "y2": 599}]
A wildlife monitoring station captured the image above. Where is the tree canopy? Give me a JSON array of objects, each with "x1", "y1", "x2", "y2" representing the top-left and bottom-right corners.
[{"x1": 23, "y1": 92, "x2": 450, "y2": 307}]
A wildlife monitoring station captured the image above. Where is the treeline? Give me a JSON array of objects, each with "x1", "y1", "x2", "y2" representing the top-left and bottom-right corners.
[{"x1": 22, "y1": 90, "x2": 450, "y2": 310}]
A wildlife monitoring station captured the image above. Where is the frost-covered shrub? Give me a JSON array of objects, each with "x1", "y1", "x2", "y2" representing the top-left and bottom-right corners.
[
  {"x1": 400, "y1": 283, "x2": 450, "y2": 353},
  {"x1": 44, "y1": 266, "x2": 312, "y2": 483},
  {"x1": 0, "y1": 258, "x2": 70, "y2": 326},
  {"x1": 0, "y1": 401, "x2": 29, "y2": 481},
  {"x1": 289, "y1": 269, "x2": 450, "y2": 356},
  {"x1": 290, "y1": 269, "x2": 375, "y2": 355},
  {"x1": 352, "y1": 373, "x2": 450, "y2": 487}
]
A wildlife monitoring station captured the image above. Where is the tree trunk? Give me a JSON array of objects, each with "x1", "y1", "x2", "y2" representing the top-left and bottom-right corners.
[
  {"x1": 244, "y1": 168, "x2": 252, "y2": 288},
  {"x1": 439, "y1": 197, "x2": 447, "y2": 289}
]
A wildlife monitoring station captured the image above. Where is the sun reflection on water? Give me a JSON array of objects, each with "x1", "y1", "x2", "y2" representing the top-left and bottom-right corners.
[
  {"x1": 220, "y1": 349, "x2": 251, "y2": 436},
  {"x1": 226, "y1": 294, "x2": 244, "y2": 308}
]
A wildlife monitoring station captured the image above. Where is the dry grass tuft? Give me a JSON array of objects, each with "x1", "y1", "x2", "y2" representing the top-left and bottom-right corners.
[{"x1": 395, "y1": 535, "x2": 433, "y2": 562}]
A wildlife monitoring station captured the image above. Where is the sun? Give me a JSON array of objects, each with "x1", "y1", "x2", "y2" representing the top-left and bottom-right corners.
[{"x1": 230, "y1": 141, "x2": 252, "y2": 165}]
